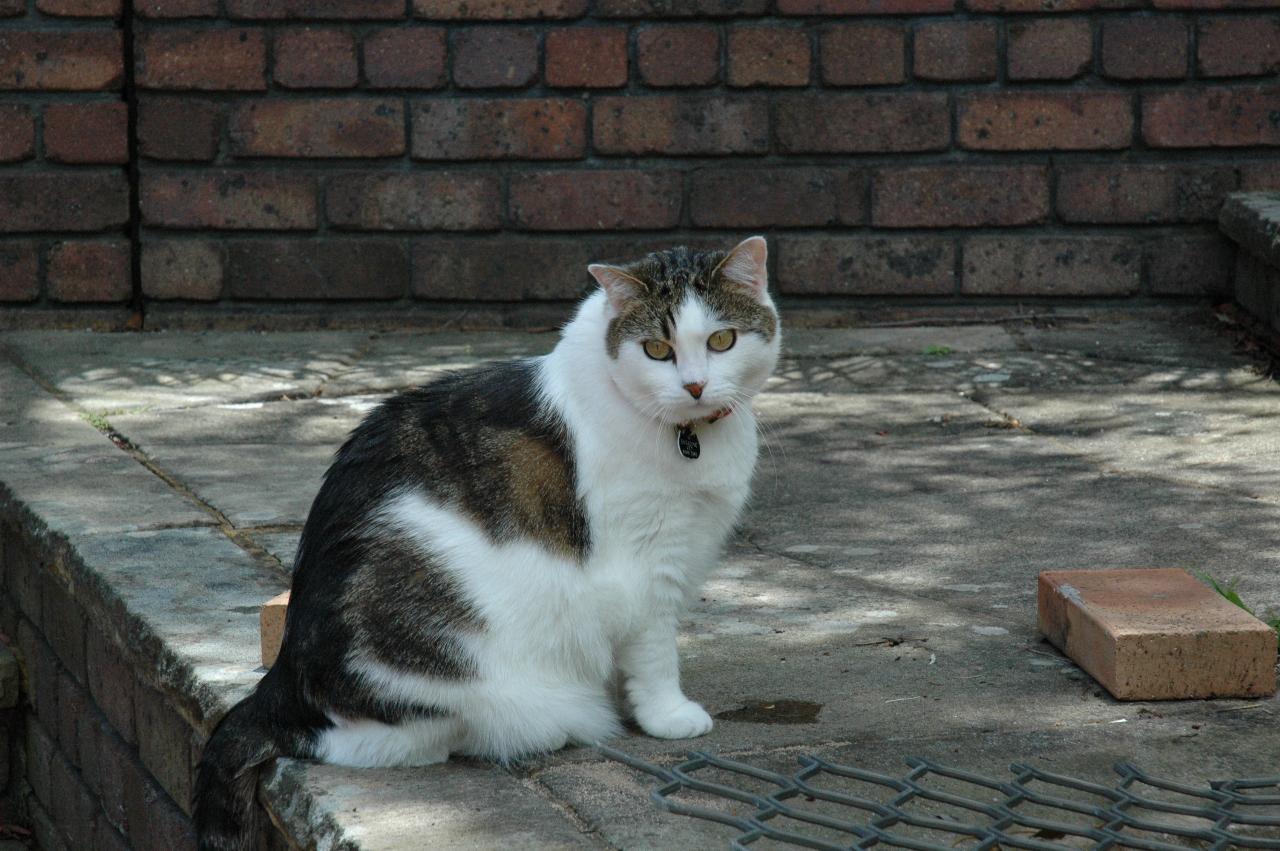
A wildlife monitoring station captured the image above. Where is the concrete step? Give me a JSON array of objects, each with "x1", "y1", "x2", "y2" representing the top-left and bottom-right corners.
[{"x1": 1220, "y1": 191, "x2": 1280, "y2": 333}]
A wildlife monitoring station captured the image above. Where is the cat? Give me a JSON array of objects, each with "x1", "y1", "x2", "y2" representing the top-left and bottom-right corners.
[{"x1": 193, "y1": 236, "x2": 781, "y2": 851}]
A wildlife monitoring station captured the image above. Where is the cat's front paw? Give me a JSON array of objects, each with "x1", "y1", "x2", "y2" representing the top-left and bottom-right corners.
[{"x1": 636, "y1": 699, "x2": 714, "y2": 740}]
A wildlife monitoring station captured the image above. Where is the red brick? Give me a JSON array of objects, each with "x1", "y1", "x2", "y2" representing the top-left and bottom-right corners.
[
  {"x1": 777, "y1": 236, "x2": 956, "y2": 295},
  {"x1": 1146, "y1": 233, "x2": 1233, "y2": 296},
  {"x1": 1241, "y1": 163, "x2": 1280, "y2": 190},
  {"x1": 968, "y1": 0, "x2": 1138, "y2": 9},
  {"x1": 1101, "y1": 18, "x2": 1188, "y2": 79},
  {"x1": 1057, "y1": 165, "x2": 1237, "y2": 223},
  {"x1": 778, "y1": 0, "x2": 953, "y2": 13},
  {"x1": 728, "y1": 26, "x2": 811, "y2": 87},
  {"x1": 0, "y1": 241, "x2": 38, "y2": 302},
  {"x1": 637, "y1": 25, "x2": 720, "y2": 87},
  {"x1": 1040, "y1": 569, "x2": 1277, "y2": 700},
  {"x1": 962, "y1": 236, "x2": 1140, "y2": 295},
  {"x1": 43, "y1": 102, "x2": 127, "y2": 164},
  {"x1": 0, "y1": 0, "x2": 23, "y2": 13},
  {"x1": 0, "y1": 31, "x2": 123, "y2": 91},
  {"x1": 363, "y1": 28, "x2": 447, "y2": 89},
  {"x1": 691, "y1": 168, "x2": 866, "y2": 227},
  {"x1": 41, "y1": 574, "x2": 86, "y2": 683},
  {"x1": 873, "y1": 165, "x2": 1048, "y2": 228},
  {"x1": 820, "y1": 24, "x2": 904, "y2": 85},
  {"x1": 914, "y1": 21, "x2": 996, "y2": 81},
  {"x1": 1198, "y1": 17, "x2": 1280, "y2": 77},
  {"x1": 229, "y1": 98, "x2": 404, "y2": 157},
  {"x1": 136, "y1": 687, "x2": 193, "y2": 812},
  {"x1": 137, "y1": 29, "x2": 266, "y2": 91},
  {"x1": 124, "y1": 773, "x2": 196, "y2": 851},
  {"x1": 1143, "y1": 87, "x2": 1280, "y2": 147},
  {"x1": 49, "y1": 744, "x2": 96, "y2": 851},
  {"x1": 776, "y1": 93, "x2": 949, "y2": 153},
  {"x1": 453, "y1": 27, "x2": 538, "y2": 88},
  {"x1": 1007, "y1": 18, "x2": 1092, "y2": 80},
  {"x1": 225, "y1": 238, "x2": 408, "y2": 299},
  {"x1": 47, "y1": 241, "x2": 131, "y2": 303},
  {"x1": 597, "y1": 0, "x2": 767, "y2": 14},
  {"x1": 957, "y1": 92, "x2": 1133, "y2": 150},
  {"x1": 546, "y1": 27, "x2": 627, "y2": 88},
  {"x1": 142, "y1": 171, "x2": 316, "y2": 229},
  {"x1": 414, "y1": 238, "x2": 590, "y2": 300},
  {"x1": 136, "y1": 0, "x2": 218, "y2": 16},
  {"x1": 326, "y1": 173, "x2": 502, "y2": 230},
  {"x1": 1155, "y1": 0, "x2": 1280, "y2": 8},
  {"x1": 55, "y1": 670, "x2": 88, "y2": 762},
  {"x1": 137, "y1": 96, "x2": 223, "y2": 160},
  {"x1": 260, "y1": 591, "x2": 288, "y2": 667},
  {"x1": 0, "y1": 173, "x2": 128, "y2": 231},
  {"x1": 411, "y1": 98, "x2": 584, "y2": 160},
  {"x1": 510, "y1": 170, "x2": 682, "y2": 230},
  {"x1": 593, "y1": 95, "x2": 768, "y2": 155},
  {"x1": 78, "y1": 712, "x2": 131, "y2": 834},
  {"x1": 85, "y1": 635, "x2": 136, "y2": 746},
  {"x1": 37, "y1": 0, "x2": 120, "y2": 15},
  {"x1": 0, "y1": 104, "x2": 34, "y2": 161},
  {"x1": 141, "y1": 241, "x2": 225, "y2": 300},
  {"x1": 227, "y1": 0, "x2": 403, "y2": 17},
  {"x1": 274, "y1": 28, "x2": 357, "y2": 88},
  {"x1": 414, "y1": 0, "x2": 588, "y2": 17}
]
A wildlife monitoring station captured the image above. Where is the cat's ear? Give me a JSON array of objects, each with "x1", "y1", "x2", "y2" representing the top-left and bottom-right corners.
[
  {"x1": 588, "y1": 264, "x2": 644, "y2": 312},
  {"x1": 715, "y1": 236, "x2": 769, "y2": 297}
]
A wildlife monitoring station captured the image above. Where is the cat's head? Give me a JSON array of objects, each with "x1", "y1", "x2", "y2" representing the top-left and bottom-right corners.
[{"x1": 588, "y1": 236, "x2": 780, "y2": 426}]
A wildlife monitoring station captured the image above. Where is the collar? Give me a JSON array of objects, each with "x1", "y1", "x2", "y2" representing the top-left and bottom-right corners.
[{"x1": 675, "y1": 407, "x2": 732, "y2": 460}]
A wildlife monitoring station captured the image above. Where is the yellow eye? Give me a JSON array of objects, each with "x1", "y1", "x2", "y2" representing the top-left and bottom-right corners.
[
  {"x1": 643, "y1": 340, "x2": 674, "y2": 361},
  {"x1": 707, "y1": 329, "x2": 737, "y2": 352}
]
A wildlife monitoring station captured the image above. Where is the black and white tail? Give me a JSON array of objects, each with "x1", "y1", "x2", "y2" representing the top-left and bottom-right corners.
[{"x1": 193, "y1": 689, "x2": 285, "y2": 851}]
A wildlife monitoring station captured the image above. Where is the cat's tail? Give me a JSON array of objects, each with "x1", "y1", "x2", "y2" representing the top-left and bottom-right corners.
[{"x1": 193, "y1": 685, "x2": 286, "y2": 851}]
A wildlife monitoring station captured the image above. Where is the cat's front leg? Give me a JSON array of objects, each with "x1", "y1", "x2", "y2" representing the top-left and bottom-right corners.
[{"x1": 618, "y1": 617, "x2": 713, "y2": 740}]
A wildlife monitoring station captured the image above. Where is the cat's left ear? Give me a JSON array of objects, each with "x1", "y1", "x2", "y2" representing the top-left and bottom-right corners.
[
  {"x1": 588, "y1": 264, "x2": 644, "y2": 312},
  {"x1": 716, "y1": 235, "x2": 769, "y2": 297}
]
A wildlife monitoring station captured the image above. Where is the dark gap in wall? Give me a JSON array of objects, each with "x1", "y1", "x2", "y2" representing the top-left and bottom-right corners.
[{"x1": 121, "y1": 0, "x2": 145, "y2": 329}]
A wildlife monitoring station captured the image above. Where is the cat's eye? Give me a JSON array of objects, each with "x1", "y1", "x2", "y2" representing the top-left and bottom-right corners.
[
  {"x1": 707, "y1": 329, "x2": 737, "y2": 352},
  {"x1": 643, "y1": 340, "x2": 674, "y2": 361}
]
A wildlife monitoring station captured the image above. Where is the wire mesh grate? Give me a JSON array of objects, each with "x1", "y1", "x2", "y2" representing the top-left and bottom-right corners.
[{"x1": 599, "y1": 745, "x2": 1280, "y2": 850}]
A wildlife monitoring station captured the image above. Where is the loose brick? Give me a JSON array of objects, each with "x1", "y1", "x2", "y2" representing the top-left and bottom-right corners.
[
  {"x1": 138, "y1": 96, "x2": 223, "y2": 161},
  {"x1": 411, "y1": 98, "x2": 585, "y2": 160},
  {"x1": 0, "y1": 173, "x2": 128, "y2": 232},
  {"x1": 136, "y1": 0, "x2": 219, "y2": 16},
  {"x1": 229, "y1": 98, "x2": 404, "y2": 157},
  {"x1": 820, "y1": 24, "x2": 905, "y2": 85},
  {"x1": 415, "y1": 0, "x2": 588, "y2": 17},
  {"x1": 546, "y1": 27, "x2": 627, "y2": 88},
  {"x1": 778, "y1": 0, "x2": 953, "y2": 13},
  {"x1": 363, "y1": 28, "x2": 447, "y2": 89},
  {"x1": 40, "y1": 575, "x2": 86, "y2": 683},
  {"x1": 1101, "y1": 18, "x2": 1188, "y2": 79},
  {"x1": 261, "y1": 591, "x2": 288, "y2": 668},
  {"x1": 43, "y1": 102, "x2": 127, "y2": 164},
  {"x1": 593, "y1": 95, "x2": 769, "y2": 155},
  {"x1": 510, "y1": 170, "x2": 682, "y2": 230},
  {"x1": 142, "y1": 172, "x2": 316, "y2": 230},
  {"x1": 47, "y1": 241, "x2": 132, "y2": 303},
  {"x1": 137, "y1": 29, "x2": 266, "y2": 91},
  {"x1": 914, "y1": 21, "x2": 996, "y2": 81},
  {"x1": 141, "y1": 240, "x2": 225, "y2": 300},
  {"x1": 728, "y1": 26, "x2": 811, "y2": 87},
  {"x1": 1057, "y1": 165, "x2": 1237, "y2": 223},
  {"x1": 776, "y1": 236, "x2": 956, "y2": 295},
  {"x1": 1143, "y1": 87, "x2": 1280, "y2": 147},
  {"x1": 1146, "y1": 233, "x2": 1233, "y2": 295},
  {"x1": 137, "y1": 687, "x2": 194, "y2": 812},
  {"x1": 776, "y1": 92, "x2": 949, "y2": 153},
  {"x1": 637, "y1": 25, "x2": 720, "y2": 87},
  {"x1": 274, "y1": 28, "x2": 358, "y2": 89},
  {"x1": 227, "y1": 0, "x2": 403, "y2": 17},
  {"x1": 0, "y1": 31, "x2": 123, "y2": 91},
  {"x1": 957, "y1": 92, "x2": 1133, "y2": 150},
  {"x1": 597, "y1": 0, "x2": 767, "y2": 14},
  {"x1": 962, "y1": 236, "x2": 1140, "y2": 295},
  {"x1": 37, "y1": 0, "x2": 120, "y2": 15},
  {"x1": 1007, "y1": 18, "x2": 1092, "y2": 80},
  {"x1": 1040, "y1": 568, "x2": 1277, "y2": 700},
  {"x1": 1197, "y1": 17, "x2": 1280, "y2": 77},
  {"x1": 226, "y1": 239, "x2": 408, "y2": 299},
  {"x1": 873, "y1": 165, "x2": 1048, "y2": 228},
  {"x1": 691, "y1": 167, "x2": 866, "y2": 227},
  {"x1": 453, "y1": 27, "x2": 538, "y2": 88},
  {"x1": 326, "y1": 173, "x2": 502, "y2": 230},
  {"x1": 0, "y1": 241, "x2": 38, "y2": 302},
  {"x1": 0, "y1": 104, "x2": 34, "y2": 161}
]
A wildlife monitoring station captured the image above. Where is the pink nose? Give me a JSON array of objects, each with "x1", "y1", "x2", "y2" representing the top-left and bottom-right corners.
[{"x1": 684, "y1": 382, "x2": 704, "y2": 399}]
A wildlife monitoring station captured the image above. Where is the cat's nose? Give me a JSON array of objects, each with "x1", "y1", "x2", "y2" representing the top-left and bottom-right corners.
[{"x1": 683, "y1": 382, "x2": 704, "y2": 399}]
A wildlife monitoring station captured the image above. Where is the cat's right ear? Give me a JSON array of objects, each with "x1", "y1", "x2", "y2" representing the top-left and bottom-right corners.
[{"x1": 588, "y1": 264, "x2": 643, "y2": 313}]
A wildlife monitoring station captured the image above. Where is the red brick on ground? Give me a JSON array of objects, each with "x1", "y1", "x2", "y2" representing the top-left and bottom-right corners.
[
  {"x1": 261, "y1": 591, "x2": 289, "y2": 668},
  {"x1": 1039, "y1": 568, "x2": 1278, "y2": 700}
]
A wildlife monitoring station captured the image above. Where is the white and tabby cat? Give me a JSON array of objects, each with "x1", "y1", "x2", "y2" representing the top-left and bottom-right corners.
[{"x1": 194, "y1": 237, "x2": 781, "y2": 851}]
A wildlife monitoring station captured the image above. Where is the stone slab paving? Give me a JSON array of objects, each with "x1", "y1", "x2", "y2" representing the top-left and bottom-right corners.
[{"x1": 1, "y1": 306, "x2": 1278, "y2": 849}]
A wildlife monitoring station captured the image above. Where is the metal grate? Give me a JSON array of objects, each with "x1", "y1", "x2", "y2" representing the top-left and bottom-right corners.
[{"x1": 600, "y1": 745, "x2": 1280, "y2": 850}]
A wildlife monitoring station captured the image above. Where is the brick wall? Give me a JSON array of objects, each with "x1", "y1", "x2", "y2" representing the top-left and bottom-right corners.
[{"x1": 2, "y1": 0, "x2": 1279, "y2": 320}]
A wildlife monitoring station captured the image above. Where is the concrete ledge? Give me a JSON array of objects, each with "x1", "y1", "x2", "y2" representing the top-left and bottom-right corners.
[{"x1": 1220, "y1": 191, "x2": 1280, "y2": 334}]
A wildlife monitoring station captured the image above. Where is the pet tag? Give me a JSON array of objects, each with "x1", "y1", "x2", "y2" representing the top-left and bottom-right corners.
[{"x1": 677, "y1": 425, "x2": 700, "y2": 460}]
